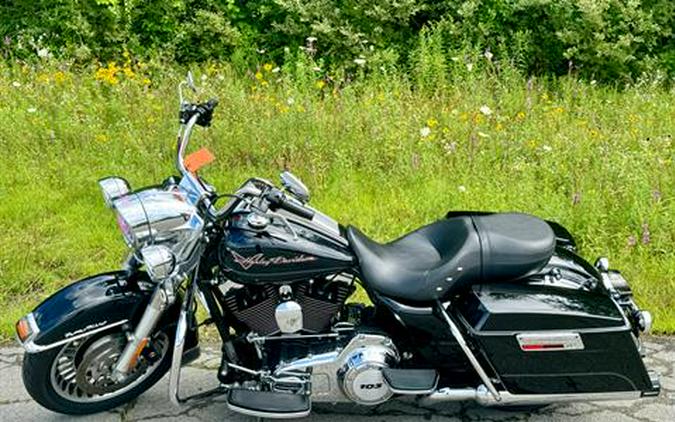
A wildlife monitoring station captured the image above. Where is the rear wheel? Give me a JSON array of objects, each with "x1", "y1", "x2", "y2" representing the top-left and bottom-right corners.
[{"x1": 23, "y1": 329, "x2": 172, "y2": 415}]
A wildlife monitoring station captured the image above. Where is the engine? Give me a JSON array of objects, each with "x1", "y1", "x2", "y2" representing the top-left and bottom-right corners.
[
  {"x1": 215, "y1": 273, "x2": 401, "y2": 405},
  {"x1": 216, "y1": 273, "x2": 355, "y2": 336}
]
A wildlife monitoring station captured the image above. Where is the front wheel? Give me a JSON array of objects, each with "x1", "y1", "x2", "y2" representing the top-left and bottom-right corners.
[{"x1": 22, "y1": 329, "x2": 172, "y2": 415}]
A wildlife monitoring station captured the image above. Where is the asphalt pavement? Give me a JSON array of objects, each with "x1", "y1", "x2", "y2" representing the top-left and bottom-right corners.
[{"x1": 1, "y1": 336, "x2": 673, "y2": 421}]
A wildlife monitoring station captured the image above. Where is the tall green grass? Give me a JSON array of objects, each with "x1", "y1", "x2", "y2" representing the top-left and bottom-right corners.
[{"x1": 0, "y1": 62, "x2": 673, "y2": 339}]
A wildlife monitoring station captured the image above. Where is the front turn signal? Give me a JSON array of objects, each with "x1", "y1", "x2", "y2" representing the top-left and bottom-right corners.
[{"x1": 16, "y1": 317, "x2": 33, "y2": 343}]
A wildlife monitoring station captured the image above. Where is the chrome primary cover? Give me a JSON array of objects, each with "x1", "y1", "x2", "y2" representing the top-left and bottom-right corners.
[
  {"x1": 113, "y1": 188, "x2": 204, "y2": 262},
  {"x1": 274, "y1": 334, "x2": 399, "y2": 404}
]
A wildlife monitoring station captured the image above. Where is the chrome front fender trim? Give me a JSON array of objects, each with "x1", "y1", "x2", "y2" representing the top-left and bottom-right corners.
[{"x1": 19, "y1": 318, "x2": 129, "y2": 354}]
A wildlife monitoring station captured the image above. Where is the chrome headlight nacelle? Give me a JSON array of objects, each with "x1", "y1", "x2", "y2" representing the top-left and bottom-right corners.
[
  {"x1": 100, "y1": 176, "x2": 205, "y2": 276},
  {"x1": 110, "y1": 188, "x2": 204, "y2": 260}
]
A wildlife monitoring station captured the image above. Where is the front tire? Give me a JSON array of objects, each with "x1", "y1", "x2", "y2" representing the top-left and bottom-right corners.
[{"x1": 22, "y1": 330, "x2": 172, "y2": 415}]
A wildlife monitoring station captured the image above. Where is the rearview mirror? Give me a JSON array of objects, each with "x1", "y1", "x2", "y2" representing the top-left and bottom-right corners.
[{"x1": 280, "y1": 171, "x2": 310, "y2": 203}]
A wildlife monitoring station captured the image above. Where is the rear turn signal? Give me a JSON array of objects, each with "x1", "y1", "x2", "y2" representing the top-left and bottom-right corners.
[{"x1": 16, "y1": 317, "x2": 33, "y2": 343}]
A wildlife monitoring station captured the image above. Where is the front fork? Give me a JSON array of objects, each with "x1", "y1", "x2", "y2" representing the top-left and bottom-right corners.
[{"x1": 112, "y1": 280, "x2": 175, "y2": 382}]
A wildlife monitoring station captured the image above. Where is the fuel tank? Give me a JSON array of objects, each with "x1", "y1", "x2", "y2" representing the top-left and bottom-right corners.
[{"x1": 219, "y1": 210, "x2": 354, "y2": 284}]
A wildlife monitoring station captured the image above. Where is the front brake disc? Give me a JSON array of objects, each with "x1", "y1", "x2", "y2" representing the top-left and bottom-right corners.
[{"x1": 75, "y1": 333, "x2": 145, "y2": 395}]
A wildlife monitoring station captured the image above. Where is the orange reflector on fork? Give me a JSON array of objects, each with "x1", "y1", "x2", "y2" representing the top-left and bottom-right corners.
[{"x1": 128, "y1": 337, "x2": 150, "y2": 370}]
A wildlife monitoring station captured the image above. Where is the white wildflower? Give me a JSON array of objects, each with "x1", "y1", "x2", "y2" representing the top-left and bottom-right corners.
[
  {"x1": 479, "y1": 105, "x2": 492, "y2": 116},
  {"x1": 466, "y1": 62, "x2": 474, "y2": 72},
  {"x1": 287, "y1": 97, "x2": 295, "y2": 106},
  {"x1": 420, "y1": 126, "x2": 431, "y2": 138},
  {"x1": 12, "y1": 81, "x2": 21, "y2": 88},
  {"x1": 27, "y1": 107, "x2": 37, "y2": 113},
  {"x1": 272, "y1": 67, "x2": 281, "y2": 73},
  {"x1": 306, "y1": 37, "x2": 317, "y2": 43},
  {"x1": 542, "y1": 145, "x2": 553, "y2": 152},
  {"x1": 484, "y1": 49, "x2": 493, "y2": 61},
  {"x1": 477, "y1": 132, "x2": 490, "y2": 138},
  {"x1": 36, "y1": 48, "x2": 50, "y2": 59},
  {"x1": 458, "y1": 185, "x2": 467, "y2": 193},
  {"x1": 354, "y1": 58, "x2": 366, "y2": 66}
]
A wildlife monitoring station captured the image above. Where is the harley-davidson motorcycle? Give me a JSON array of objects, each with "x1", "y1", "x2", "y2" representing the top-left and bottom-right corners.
[{"x1": 16, "y1": 73, "x2": 660, "y2": 418}]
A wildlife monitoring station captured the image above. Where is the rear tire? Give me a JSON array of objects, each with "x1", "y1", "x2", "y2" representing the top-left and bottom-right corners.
[{"x1": 22, "y1": 330, "x2": 172, "y2": 415}]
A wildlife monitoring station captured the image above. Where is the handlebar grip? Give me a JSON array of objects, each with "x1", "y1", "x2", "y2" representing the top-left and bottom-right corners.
[
  {"x1": 280, "y1": 197, "x2": 315, "y2": 220},
  {"x1": 205, "y1": 98, "x2": 219, "y2": 110},
  {"x1": 266, "y1": 189, "x2": 315, "y2": 220}
]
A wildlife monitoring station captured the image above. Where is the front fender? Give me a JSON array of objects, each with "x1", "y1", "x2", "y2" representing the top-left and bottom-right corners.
[{"x1": 18, "y1": 271, "x2": 158, "y2": 352}]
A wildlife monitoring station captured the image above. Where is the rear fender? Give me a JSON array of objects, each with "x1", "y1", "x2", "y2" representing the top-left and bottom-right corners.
[{"x1": 18, "y1": 271, "x2": 180, "y2": 353}]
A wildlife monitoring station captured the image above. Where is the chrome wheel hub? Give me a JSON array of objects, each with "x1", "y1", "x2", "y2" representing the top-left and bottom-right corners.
[{"x1": 50, "y1": 331, "x2": 168, "y2": 403}]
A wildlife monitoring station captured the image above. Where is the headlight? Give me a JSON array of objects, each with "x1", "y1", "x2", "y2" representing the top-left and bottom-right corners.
[
  {"x1": 141, "y1": 245, "x2": 176, "y2": 280},
  {"x1": 99, "y1": 177, "x2": 131, "y2": 208},
  {"x1": 116, "y1": 212, "x2": 135, "y2": 247}
]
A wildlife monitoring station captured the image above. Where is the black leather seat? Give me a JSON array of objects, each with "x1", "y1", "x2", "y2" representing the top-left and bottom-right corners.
[{"x1": 347, "y1": 213, "x2": 555, "y2": 302}]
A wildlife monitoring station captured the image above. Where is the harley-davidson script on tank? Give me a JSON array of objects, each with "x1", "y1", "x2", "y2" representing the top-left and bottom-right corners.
[{"x1": 229, "y1": 250, "x2": 318, "y2": 270}]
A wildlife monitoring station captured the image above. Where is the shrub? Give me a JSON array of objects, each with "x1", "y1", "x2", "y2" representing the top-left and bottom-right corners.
[{"x1": 1, "y1": 1, "x2": 674, "y2": 83}]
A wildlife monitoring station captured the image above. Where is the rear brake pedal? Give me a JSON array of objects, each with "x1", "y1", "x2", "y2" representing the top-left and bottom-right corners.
[
  {"x1": 383, "y1": 368, "x2": 439, "y2": 394},
  {"x1": 227, "y1": 389, "x2": 311, "y2": 419}
]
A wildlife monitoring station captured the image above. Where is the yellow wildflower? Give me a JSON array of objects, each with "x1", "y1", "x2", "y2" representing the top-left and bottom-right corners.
[
  {"x1": 255, "y1": 71, "x2": 263, "y2": 81},
  {"x1": 123, "y1": 65, "x2": 135, "y2": 79},
  {"x1": 315, "y1": 80, "x2": 326, "y2": 89},
  {"x1": 142, "y1": 78, "x2": 151, "y2": 86},
  {"x1": 426, "y1": 118, "x2": 438, "y2": 128},
  {"x1": 263, "y1": 63, "x2": 273, "y2": 72},
  {"x1": 95, "y1": 134, "x2": 109, "y2": 143},
  {"x1": 54, "y1": 71, "x2": 67, "y2": 84},
  {"x1": 37, "y1": 73, "x2": 51, "y2": 84},
  {"x1": 516, "y1": 111, "x2": 526, "y2": 120},
  {"x1": 94, "y1": 62, "x2": 120, "y2": 85}
]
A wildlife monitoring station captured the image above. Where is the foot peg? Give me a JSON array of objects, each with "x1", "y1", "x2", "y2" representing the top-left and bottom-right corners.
[
  {"x1": 383, "y1": 368, "x2": 439, "y2": 394},
  {"x1": 227, "y1": 389, "x2": 311, "y2": 419}
]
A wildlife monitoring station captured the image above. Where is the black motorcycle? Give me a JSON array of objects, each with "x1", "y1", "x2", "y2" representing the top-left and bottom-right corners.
[{"x1": 16, "y1": 73, "x2": 659, "y2": 418}]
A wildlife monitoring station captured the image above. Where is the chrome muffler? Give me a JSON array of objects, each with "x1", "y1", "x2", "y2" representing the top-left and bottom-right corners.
[{"x1": 419, "y1": 385, "x2": 641, "y2": 407}]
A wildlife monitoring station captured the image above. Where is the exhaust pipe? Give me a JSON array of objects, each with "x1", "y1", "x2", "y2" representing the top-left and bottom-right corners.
[{"x1": 419, "y1": 385, "x2": 642, "y2": 407}]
